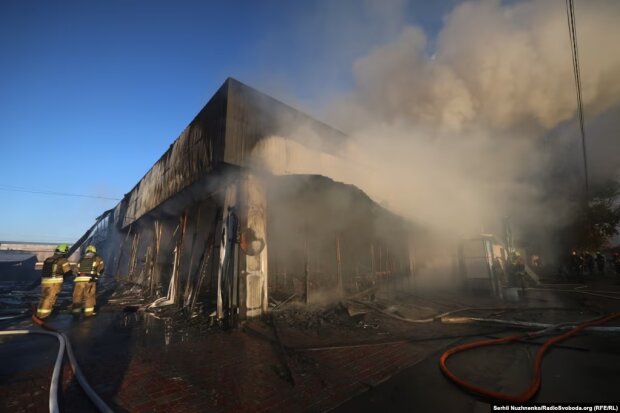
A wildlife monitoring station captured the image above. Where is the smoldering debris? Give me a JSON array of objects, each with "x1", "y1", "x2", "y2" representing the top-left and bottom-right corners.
[{"x1": 273, "y1": 302, "x2": 381, "y2": 332}]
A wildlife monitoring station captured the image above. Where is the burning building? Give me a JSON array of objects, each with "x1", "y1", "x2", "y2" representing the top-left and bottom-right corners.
[{"x1": 81, "y1": 78, "x2": 416, "y2": 323}]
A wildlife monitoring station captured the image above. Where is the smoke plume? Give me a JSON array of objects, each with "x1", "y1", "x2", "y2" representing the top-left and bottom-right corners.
[{"x1": 254, "y1": 0, "x2": 620, "y2": 257}]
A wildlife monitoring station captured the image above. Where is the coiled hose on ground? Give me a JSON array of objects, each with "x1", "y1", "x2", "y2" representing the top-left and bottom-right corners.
[
  {"x1": 0, "y1": 329, "x2": 65, "y2": 413},
  {"x1": 527, "y1": 287, "x2": 620, "y2": 301},
  {"x1": 438, "y1": 311, "x2": 620, "y2": 403},
  {"x1": 0, "y1": 318, "x2": 113, "y2": 413},
  {"x1": 31, "y1": 316, "x2": 114, "y2": 413}
]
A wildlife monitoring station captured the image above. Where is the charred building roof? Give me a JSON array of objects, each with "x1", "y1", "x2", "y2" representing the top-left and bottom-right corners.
[
  {"x1": 121, "y1": 78, "x2": 347, "y2": 229},
  {"x1": 82, "y1": 78, "x2": 416, "y2": 322}
]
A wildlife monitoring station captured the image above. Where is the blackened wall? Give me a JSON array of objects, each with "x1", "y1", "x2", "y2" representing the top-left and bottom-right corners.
[
  {"x1": 121, "y1": 78, "x2": 346, "y2": 229},
  {"x1": 267, "y1": 175, "x2": 412, "y2": 302},
  {"x1": 122, "y1": 81, "x2": 228, "y2": 228}
]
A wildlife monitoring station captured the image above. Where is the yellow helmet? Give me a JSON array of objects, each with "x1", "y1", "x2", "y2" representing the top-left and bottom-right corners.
[
  {"x1": 86, "y1": 245, "x2": 97, "y2": 254},
  {"x1": 56, "y1": 244, "x2": 69, "y2": 253}
]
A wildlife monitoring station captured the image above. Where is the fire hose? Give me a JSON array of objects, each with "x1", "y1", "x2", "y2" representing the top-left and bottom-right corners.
[
  {"x1": 527, "y1": 287, "x2": 620, "y2": 301},
  {"x1": 30, "y1": 316, "x2": 114, "y2": 413},
  {"x1": 0, "y1": 309, "x2": 30, "y2": 321},
  {"x1": 0, "y1": 318, "x2": 113, "y2": 413},
  {"x1": 438, "y1": 311, "x2": 620, "y2": 403},
  {"x1": 0, "y1": 329, "x2": 65, "y2": 413},
  {"x1": 352, "y1": 300, "x2": 607, "y2": 327}
]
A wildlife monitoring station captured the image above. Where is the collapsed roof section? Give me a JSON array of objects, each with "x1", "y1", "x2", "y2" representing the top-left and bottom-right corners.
[{"x1": 120, "y1": 78, "x2": 346, "y2": 229}]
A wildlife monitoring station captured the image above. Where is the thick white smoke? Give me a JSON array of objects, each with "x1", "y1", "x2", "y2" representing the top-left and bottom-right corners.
[
  {"x1": 253, "y1": 0, "x2": 620, "y2": 256},
  {"x1": 338, "y1": 0, "x2": 620, "y2": 134}
]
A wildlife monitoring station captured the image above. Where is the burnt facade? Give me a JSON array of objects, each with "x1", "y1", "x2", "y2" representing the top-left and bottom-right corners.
[{"x1": 84, "y1": 78, "x2": 416, "y2": 322}]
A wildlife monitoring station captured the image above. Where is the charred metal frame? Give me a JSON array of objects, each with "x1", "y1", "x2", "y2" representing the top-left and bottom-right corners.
[{"x1": 79, "y1": 78, "x2": 418, "y2": 323}]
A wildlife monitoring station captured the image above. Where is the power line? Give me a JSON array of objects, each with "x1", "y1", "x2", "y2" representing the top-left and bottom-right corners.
[
  {"x1": 565, "y1": 0, "x2": 589, "y2": 199},
  {"x1": 0, "y1": 184, "x2": 121, "y2": 201}
]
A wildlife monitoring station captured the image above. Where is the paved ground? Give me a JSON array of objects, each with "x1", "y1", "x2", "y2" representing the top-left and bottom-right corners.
[
  {"x1": 336, "y1": 331, "x2": 620, "y2": 412},
  {"x1": 337, "y1": 279, "x2": 620, "y2": 412},
  {"x1": 1, "y1": 275, "x2": 620, "y2": 412},
  {"x1": 0, "y1": 311, "x2": 462, "y2": 413}
]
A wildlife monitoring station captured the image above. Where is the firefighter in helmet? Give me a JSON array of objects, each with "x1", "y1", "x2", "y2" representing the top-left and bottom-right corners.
[
  {"x1": 72, "y1": 245, "x2": 105, "y2": 317},
  {"x1": 37, "y1": 244, "x2": 73, "y2": 319}
]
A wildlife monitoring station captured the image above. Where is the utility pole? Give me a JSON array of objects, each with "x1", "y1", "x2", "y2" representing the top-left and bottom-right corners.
[{"x1": 566, "y1": 0, "x2": 589, "y2": 200}]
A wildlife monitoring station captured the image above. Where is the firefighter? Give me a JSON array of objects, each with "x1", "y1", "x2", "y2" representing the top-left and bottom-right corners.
[
  {"x1": 37, "y1": 244, "x2": 73, "y2": 319},
  {"x1": 569, "y1": 250, "x2": 584, "y2": 282},
  {"x1": 72, "y1": 245, "x2": 104, "y2": 317}
]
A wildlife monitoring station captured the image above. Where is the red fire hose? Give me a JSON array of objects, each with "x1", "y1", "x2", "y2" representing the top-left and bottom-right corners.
[{"x1": 439, "y1": 311, "x2": 620, "y2": 403}]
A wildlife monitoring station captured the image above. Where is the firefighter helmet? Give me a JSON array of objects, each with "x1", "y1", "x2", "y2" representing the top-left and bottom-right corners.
[
  {"x1": 55, "y1": 244, "x2": 69, "y2": 253},
  {"x1": 86, "y1": 245, "x2": 97, "y2": 254}
]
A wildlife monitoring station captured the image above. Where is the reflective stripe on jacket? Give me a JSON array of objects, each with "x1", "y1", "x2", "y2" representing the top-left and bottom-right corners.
[{"x1": 41, "y1": 277, "x2": 64, "y2": 285}]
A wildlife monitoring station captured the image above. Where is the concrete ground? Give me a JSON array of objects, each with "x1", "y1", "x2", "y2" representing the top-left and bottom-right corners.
[
  {"x1": 338, "y1": 278, "x2": 620, "y2": 412},
  {"x1": 336, "y1": 327, "x2": 620, "y2": 412},
  {"x1": 1, "y1": 274, "x2": 619, "y2": 412}
]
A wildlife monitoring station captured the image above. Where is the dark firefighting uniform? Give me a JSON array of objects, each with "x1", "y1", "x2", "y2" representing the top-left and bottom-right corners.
[
  {"x1": 72, "y1": 252, "x2": 104, "y2": 316},
  {"x1": 37, "y1": 253, "x2": 72, "y2": 318}
]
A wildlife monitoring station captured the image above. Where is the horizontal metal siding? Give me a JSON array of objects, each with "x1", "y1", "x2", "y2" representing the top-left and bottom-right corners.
[
  {"x1": 119, "y1": 78, "x2": 346, "y2": 228},
  {"x1": 121, "y1": 84, "x2": 227, "y2": 228}
]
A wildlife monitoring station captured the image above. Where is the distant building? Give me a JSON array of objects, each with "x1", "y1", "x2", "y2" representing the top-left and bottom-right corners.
[
  {"x1": 0, "y1": 250, "x2": 38, "y2": 282},
  {"x1": 0, "y1": 242, "x2": 79, "y2": 266}
]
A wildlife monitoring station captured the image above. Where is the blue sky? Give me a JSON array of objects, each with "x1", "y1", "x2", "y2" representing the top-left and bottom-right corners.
[{"x1": 0, "y1": 0, "x2": 457, "y2": 243}]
